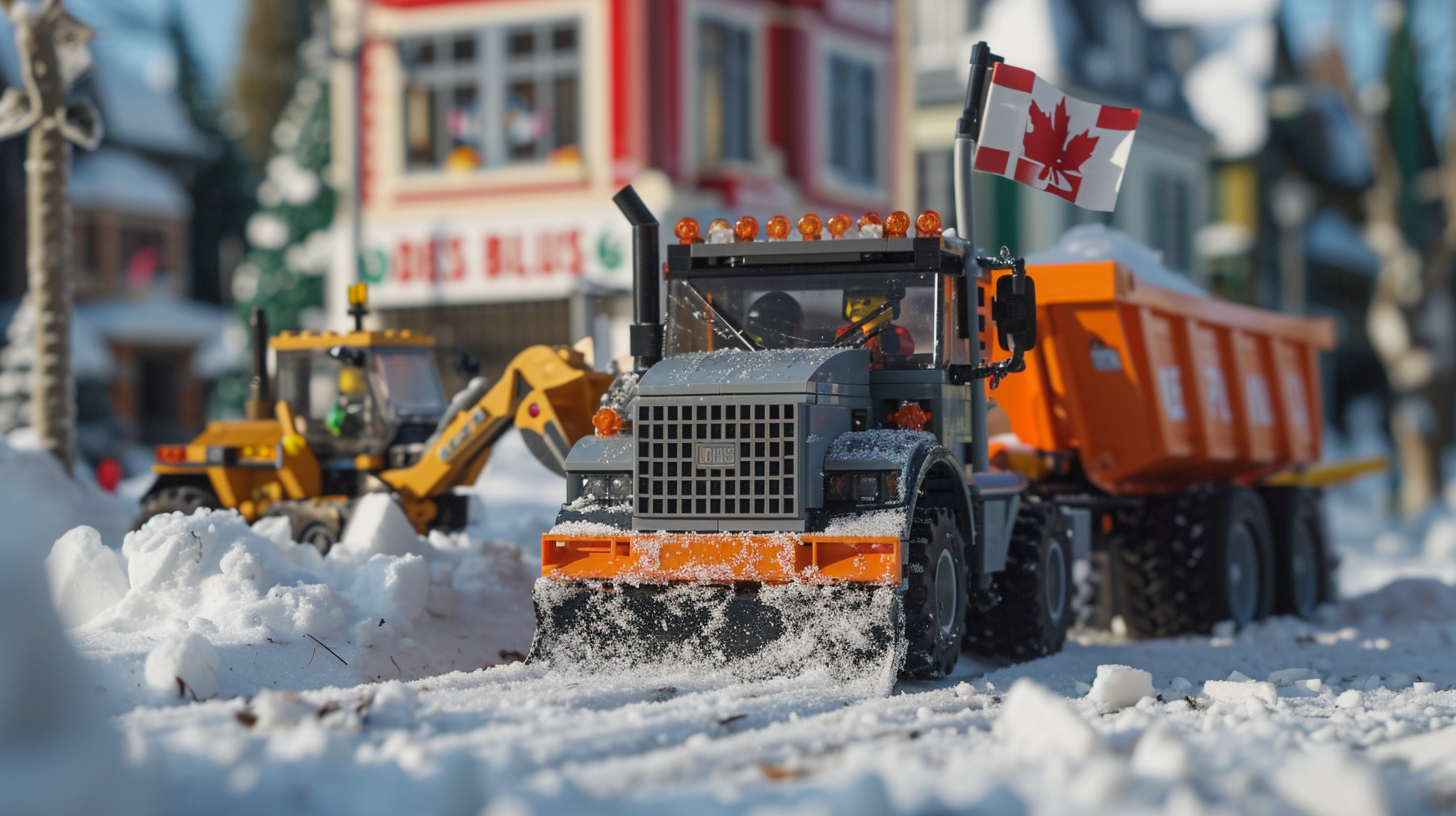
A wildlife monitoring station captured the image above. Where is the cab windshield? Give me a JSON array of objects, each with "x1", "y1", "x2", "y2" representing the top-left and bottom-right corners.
[
  {"x1": 665, "y1": 272, "x2": 941, "y2": 368},
  {"x1": 372, "y1": 348, "x2": 447, "y2": 420}
]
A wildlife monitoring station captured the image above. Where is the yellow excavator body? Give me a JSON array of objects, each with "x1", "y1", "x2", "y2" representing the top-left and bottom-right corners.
[{"x1": 138, "y1": 308, "x2": 614, "y2": 550}]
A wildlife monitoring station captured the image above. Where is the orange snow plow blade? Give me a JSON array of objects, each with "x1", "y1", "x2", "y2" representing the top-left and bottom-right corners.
[
  {"x1": 539, "y1": 532, "x2": 901, "y2": 584},
  {"x1": 529, "y1": 532, "x2": 905, "y2": 688}
]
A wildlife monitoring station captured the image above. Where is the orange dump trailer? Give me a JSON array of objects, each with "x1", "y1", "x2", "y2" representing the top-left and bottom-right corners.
[{"x1": 990, "y1": 261, "x2": 1335, "y2": 495}]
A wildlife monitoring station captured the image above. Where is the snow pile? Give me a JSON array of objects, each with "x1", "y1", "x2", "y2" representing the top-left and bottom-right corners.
[
  {"x1": 0, "y1": 437, "x2": 133, "y2": 562},
  {"x1": 48, "y1": 507, "x2": 534, "y2": 711},
  {"x1": 994, "y1": 678, "x2": 1101, "y2": 761},
  {"x1": 1027, "y1": 223, "x2": 1207, "y2": 295},
  {"x1": 0, "y1": 491, "x2": 145, "y2": 815}
]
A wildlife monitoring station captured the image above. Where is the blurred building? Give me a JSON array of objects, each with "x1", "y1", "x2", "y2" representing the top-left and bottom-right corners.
[
  {"x1": 327, "y1": 0, "x2": 909, "y2": 376},
  {"x1": 0, "y1": 22, "x2": 237, "y2": 455},
  {"x1": 911, "y1": 0, "x2": 1212, "y2": 269}
]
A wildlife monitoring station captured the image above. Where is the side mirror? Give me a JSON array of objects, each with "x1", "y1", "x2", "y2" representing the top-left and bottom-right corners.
[
  {"x1": 328, "y1": 345, "x2": 366, "y2": 367},
  {"x1": 457, "y1": 352, "x2": 480, "y2": 377},
  {"x1": 992, "y1": 273, "x2": 1037, "y2": 353}
]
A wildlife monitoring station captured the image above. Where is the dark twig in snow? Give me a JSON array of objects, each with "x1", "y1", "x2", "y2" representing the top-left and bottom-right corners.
[
  {"x1": 390, "y1": 656, "x2": 401, "y2": 674},
  {"x1": 307, "y1": 634, "x2": 348, "y2": 665},
  {"x1": 189, "y1": 530, "x2": 203, "y2": 563}
]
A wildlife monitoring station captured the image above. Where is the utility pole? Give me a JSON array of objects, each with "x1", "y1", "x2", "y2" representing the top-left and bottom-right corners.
[{"x1": 0, "y1": 0, "x2": 102, "y2": 475}]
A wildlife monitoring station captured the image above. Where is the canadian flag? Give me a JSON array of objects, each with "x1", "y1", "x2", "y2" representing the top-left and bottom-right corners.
[{"x1": 973, "y1": 63, "x2": 1141, "y2": 212}]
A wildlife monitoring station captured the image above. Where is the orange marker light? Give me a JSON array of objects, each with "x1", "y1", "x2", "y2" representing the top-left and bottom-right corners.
[
  {"x1": 885, "y1": 211, "x2": 911, "y2": 239},
  {"x1": 593, "y1": 407, "x2": 625, "y2": 437},
  {"x1": 766, "y1": 215, "x2": 791, "y2": 241},
  {"x1": 857, "y1": 212, "x2": 883, "y2": 239},
  {"x1": 827, "y1": 213, "x2": 852, "y2": 239},
  {"x1": 706, "y1": 218, "x2": 733, "y2": 244},
  {"x1": 798, "y1": 213, "x2": 823, "y2": 241},
  {"x1": 734, "y1": 215, "x2": 759, "y2": 242},
  {"x1": 915, "y1": 210, "x2": 943, "y2": 237},
  {"x1": 674, "y1": 217, "x2": 702, "y2": 244}
]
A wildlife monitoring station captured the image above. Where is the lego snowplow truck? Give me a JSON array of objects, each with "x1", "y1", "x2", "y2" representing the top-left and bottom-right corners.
[
  {"x1": 136, "y1": 286, "x2": 614, "y2": 551},
  {"x1": 529, "y1": 185, "x2": 1371, "y2": 682}
]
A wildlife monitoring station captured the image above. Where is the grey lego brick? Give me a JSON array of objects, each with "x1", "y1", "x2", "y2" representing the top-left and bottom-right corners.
[
  {"x1": 688, "y1": 237, "x2": 917, "y2": 262},
  {"x1": 563, "y1": 435, "x2": 634, "y2": 471}
]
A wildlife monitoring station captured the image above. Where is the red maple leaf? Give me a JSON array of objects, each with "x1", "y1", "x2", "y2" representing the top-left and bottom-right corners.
[{"x1": 1022, "y1": 98, "x2": 1099, "y2": 190}]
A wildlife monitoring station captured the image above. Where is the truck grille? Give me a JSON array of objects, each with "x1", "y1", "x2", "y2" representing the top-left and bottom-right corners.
[{"x1": 635, "y1": 399, "x2": 799, "y2": 519}]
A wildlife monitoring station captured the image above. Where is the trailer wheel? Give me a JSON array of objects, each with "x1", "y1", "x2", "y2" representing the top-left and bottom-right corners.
[
  {"x1": 902, "y1": 504, "x2": 968, "y2": 679},
  {"x1": 132, "y1": 482, "x2": 220, "y2": 531},
  {"x1": 963, "y1": 500, "x2": 1072, "y2": 661},
  {"x1": 1118, "y1": 486, "x2": 1276, "y2": 638},
  {"x1": 1260, "y1": 487, "x2": 1334, "y2": 617}
]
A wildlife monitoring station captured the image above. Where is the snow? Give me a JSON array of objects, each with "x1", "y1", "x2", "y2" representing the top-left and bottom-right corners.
[
  {"x1": 1087, "y1": 664, "x2": 1154, "y2": 712},
  {"x1": 19, "y1": 410, "x2": 1456, "y2": 813},
  {"x1": 1028, "y1": 223, "x2": 1208, "y2": 295},
  {"x1": 72, "y1": 148, "x2": 191, "y2": 220},
  {"x1": 1181, "y1": 21, "x2": 1276, "y2": 158}
]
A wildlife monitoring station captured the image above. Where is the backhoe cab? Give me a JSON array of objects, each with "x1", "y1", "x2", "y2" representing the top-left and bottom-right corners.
[{"x1": 137, "y1": 284, "x2": 614, "y2": 553}]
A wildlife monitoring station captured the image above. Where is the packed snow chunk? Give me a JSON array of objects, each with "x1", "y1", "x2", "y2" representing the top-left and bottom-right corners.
[
  {"x1": 367, "y1": 681, "x2": 421, "y2": 729},
  {"x1": 337, "y1": 493, "x2": 429, "y2": 560},
  {"x1": 250, "y1": 515, "x2": 294, "y2": 547},
  {"x1": 1131, "y1": 725, "x2": 1191, "y2": 780},
  {"x1": 995, "y1": 678, "x2": 1101, "y2": 761},
  {"x1": 1336, "y1": 690, "x2": 1365, "y2": 710},
  {"x1": 1270, "y1": 748, "x2": 1391, "y2": 816},
  {"x1": 1369, "y1": 724, "x2": 1456, "y2": 771},
  {"x1": 348, "y1": 554, "x2": 430, "y2": 626},
  {"x1": 45, "y1": 526, "x2": 128, "y2": 628},
  {"x1": 1088, "y1": 664, "x2": 1154, "y2": 712},
  {"x1": 144, "y1": 633, "x2": 221, "y2": 701},
  {"x1": 1203, "y1": 679, "x2": 1277, "y2": 709}
]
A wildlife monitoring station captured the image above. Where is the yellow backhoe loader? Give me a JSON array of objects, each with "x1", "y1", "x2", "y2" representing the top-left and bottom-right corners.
[{"x1": 135, "y1": 284, "x2": 614, "y2": 552}]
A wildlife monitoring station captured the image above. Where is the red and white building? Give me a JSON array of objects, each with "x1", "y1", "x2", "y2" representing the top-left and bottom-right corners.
[{"x1": 328, "y1": 0, "x2": 910, "y2": 375}]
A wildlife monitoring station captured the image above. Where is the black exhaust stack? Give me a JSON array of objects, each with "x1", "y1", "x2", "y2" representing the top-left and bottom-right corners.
[
  {"x1": 245, "y1": 308, "x2": 272, "y2": 420},
  {"x1": 613, "y1": 185, "x2": 662, "y2": 370}
]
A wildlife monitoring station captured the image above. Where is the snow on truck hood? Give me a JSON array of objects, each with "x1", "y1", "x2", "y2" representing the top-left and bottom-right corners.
[{"x1": 638, "y1": 348, "x2": 871, "y2": 397}]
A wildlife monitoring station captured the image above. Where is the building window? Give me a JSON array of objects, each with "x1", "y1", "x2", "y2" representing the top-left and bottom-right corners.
[
  {"x1": 401, "y1": 19, "x2": 582, "y2": 173},
  {"x1": 699, "y1": 17, "x2": 753, "y2": 165},
  {"x1": 827, "y1": 54, "x2": 879, "y2": 188},
  {"x1": 1150, "y1": 172, "x2": 1192, "y2": 271}
]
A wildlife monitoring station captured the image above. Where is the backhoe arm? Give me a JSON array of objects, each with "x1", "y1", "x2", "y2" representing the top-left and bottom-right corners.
[{"x1": 381, "y1": 345, "x2": 613, "y2": 514}]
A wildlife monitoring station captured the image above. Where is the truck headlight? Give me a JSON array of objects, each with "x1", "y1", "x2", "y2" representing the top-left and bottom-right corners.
[
  {"x1": 826, "y1": 471, "x2": 899, "y2": 505},
  {"x1": 576, "y1": 473, "x2": 633, "y2": 503}
]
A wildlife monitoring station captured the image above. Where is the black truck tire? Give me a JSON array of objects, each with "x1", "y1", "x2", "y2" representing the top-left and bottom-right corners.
[
  {"x1": 963, "y1": 499, "x2": 1072, "y2": 661},
  {"x1": 132, "y1": 483, "x2": 220, "y2": 531},
  {"x1": 1118, "y1": 486, "x2": 1276, "y2": 638},
  {"x1": 901, "y1": 504, "x2": 969, "y2": 679},
  {"x1": 1259, "y1": 486, "x2": 1335, "y2": 617}
]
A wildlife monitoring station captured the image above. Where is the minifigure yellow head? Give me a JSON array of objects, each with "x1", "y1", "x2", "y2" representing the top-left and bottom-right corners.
[
  {"x1": 338, "y1": 365, "x2": 368, "y2": 398},
  {"x1": 844, "y1": 290, "x2": 894, "y2": 333}
]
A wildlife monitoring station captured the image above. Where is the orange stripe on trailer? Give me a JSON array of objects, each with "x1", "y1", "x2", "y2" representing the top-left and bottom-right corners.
[{"x1": 540, "y1": 532, "x2": 901, "y2": 585}]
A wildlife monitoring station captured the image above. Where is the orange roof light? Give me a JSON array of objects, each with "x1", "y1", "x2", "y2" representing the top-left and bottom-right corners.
[
  {"x1": 674, "y1": 217, "x2": 703, "y2": 245},
  {"x1": 593, "y1": 407, "x2": 625, "y2": 437},
  {"x1": 734, "y1": 215, "x2": 759, "y2": 242},
  {"x1": 706, "y1": 218, "x2": 733, "y2": 244},
  {"x1": 766, "y1": 215, "x2": 791, "y2": 241},
  {"x1": 858, "y1": 212, "x2": 883, "y2": 239},
  {"x1": 798, "y1": 213, "x2": 823, "y2": 241},
  {"x1": 885, "y1": 211, "x2": 911, "y2": 239},
  {"x1": 155, "y1": 444, "x2": 188, "y2": 464},
  {"x1": 827, "y1": 213, "x2": 852, "y2": 239},
  {"x1": 916, "y1": 210, "x2": 943, "y2": 237}
]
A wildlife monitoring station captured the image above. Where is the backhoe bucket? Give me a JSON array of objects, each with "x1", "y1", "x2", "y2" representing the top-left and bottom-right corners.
[{"x1": 528, "y1": 579, "x2": 905, "y2": 691}]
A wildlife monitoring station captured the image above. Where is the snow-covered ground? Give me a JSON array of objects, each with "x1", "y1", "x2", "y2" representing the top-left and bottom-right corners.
[{"x1": 13, "y1": 426, "x2": 1456, "y2": 815}]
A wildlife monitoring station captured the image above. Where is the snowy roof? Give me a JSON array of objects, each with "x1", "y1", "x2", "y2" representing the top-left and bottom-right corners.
[
  {"x1": 1182, "y1": 22, "x2": 1277, "y2": 158},
  {"x1": 72, "y1": 148, "x2": 190, "y2": 220},
  {"x1": 0, "y1": 20, "x2": 212, "y2": 160},
  {"x1": 78, "y1": 291, "x2": 228, "y2": 348}
]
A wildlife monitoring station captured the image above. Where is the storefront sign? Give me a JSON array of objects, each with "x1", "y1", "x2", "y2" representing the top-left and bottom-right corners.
[{"x1": 359, "y1": 212, "x2": 631, "y2": 306}]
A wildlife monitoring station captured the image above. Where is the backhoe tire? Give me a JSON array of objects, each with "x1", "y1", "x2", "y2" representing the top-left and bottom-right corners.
[
  {"x1": 1260, "y1": 486, "x2": 1335, "y2": 618},
  {"x1": 963, "y1": 499, "x2": 1072, "y2": 662},
  {"x1": 132, "y1": 485, "x2": 220, "y2": 531},
  {"x1": 902, "y1": 504, "x2": 968, "y2": 679},
  {"x1": 296, "y1": 520, "x2": 341, "y2": 556},
  {"x1": 1117, "y1": 486, "x2": 1276, "y2": 639}
]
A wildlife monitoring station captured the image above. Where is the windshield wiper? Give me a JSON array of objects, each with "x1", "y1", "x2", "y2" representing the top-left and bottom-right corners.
[{"x1": 683, "y1": 282, "x2": 762, "y2": 351}]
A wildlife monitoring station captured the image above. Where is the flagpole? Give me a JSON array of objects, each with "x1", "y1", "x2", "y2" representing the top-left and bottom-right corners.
[{"x1": 955, "y1": 41, "x2": 997, "y2": 474}]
